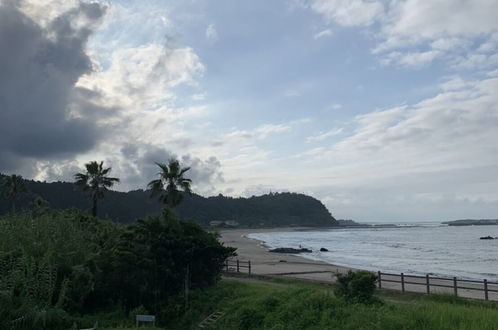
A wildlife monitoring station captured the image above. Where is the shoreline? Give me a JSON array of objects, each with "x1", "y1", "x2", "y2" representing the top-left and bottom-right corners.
[
  {"x1": 219, "y1": 227, "x2": 498, "y2": 301},
  {"x1": 219, "y1": 227, "x2": 357, "y2": 282}
]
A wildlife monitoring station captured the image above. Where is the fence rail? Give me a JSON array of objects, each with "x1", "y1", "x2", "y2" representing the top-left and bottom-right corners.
[
  {"x1": 224, "y1": 259, "x2": 251, "y2": 275},
  {"x1": 377, "y1": 271, "x2": 498, "y2": 301},
  {"x1": 222, "y1": 258, "x2": 497, "y2": 301}
]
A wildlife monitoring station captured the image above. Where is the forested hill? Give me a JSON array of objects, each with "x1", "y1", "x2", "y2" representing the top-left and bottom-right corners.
[{"x1": 0, "y1": 175, "x2": 336, "y2": 227}]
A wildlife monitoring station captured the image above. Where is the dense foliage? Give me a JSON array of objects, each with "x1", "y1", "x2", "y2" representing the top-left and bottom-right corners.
[
  {"x1": 0, "y1": 174, "x2": 336, "y2": 227},
  {"x1": 0, "y1": 210, "x2": 233, "y2": 329}
]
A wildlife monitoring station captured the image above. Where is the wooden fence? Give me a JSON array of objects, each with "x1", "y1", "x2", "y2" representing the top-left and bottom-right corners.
[
  {"x1": 224, "y1": 259, "x2": 251, "y2": 275},
  {"x1": 377, "y1": 271, "x2": 498, "y2": 301},
  {"x1": 222, "y1": 259, "x2": 498, "y2": 301}
]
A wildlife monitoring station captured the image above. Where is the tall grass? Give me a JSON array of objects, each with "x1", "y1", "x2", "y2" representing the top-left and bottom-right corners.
[{"x1": 0, "y1": 210, "x2": 121, "y2": 329}]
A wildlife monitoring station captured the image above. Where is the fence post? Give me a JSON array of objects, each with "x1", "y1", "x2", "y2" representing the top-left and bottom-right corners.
[
  {"x1": 453, "y1": 277, "x2": 458, "y2": 296},
  {"x1": 378, "y1": 271, "x2": 382, "y2": 289},
  {"x1": 248, "y1": 260, "x2": 251, "y2": 275},
  {"x1": 401, "y1": 273, "x2": 405, "y2": 292},
  {"x1": 237, "y1": 259, "x2": 240, "y2": 273},
  {"x1": 426, "y1": 274, "x2": 430, "y2": 294},
  {"x1": 484, "y1": 279, "x2": 489, "y2": 301},
  {"x1": 225, "y1": 259, "x2": 229, "y2": 272}
]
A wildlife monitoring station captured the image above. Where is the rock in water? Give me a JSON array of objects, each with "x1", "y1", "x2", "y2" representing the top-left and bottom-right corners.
[
  {"x1": 269, "y1": 247, "x2": 312, "y2": 253},
  {"x1": 320, "y1": 247, "x2": 329, "y2": 252},
  {"x1": 480, "y1": 236, "x2": 496, "y2": 240}
]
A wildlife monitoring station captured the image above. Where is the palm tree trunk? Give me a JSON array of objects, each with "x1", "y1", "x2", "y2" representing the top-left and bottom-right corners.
[{"x1": 92, "y1": 198, "x2": 97, "y2": 217}]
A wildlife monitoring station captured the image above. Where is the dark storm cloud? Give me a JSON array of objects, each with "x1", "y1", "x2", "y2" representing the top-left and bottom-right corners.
[
  {"x1": 116, "y1": 144, "x2": 223, "y2": 193},
  {"x1": 0, "y1": 1, "x2": 108, "y2": 172}
]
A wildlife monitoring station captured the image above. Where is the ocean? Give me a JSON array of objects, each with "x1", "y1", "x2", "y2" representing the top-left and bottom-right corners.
[{"x1": 247, "y1": 223, "x2": 498, "y2": 281}]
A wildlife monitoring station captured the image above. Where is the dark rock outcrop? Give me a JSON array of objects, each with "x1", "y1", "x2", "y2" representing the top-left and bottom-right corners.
[
  {"x1": 320, "y1": 247, "x2": 329, "y2": 252},
  {"x1": 269, "y1": 247, "x2": 312, "y2": 253}
]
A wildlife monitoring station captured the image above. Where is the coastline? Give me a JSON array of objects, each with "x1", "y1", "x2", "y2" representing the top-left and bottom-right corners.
[
  {"x1": 219, "y1": 227, "x2": 498, "y2": 301},
  {"x1": 219, "y1": 227, "x2": 356, "y2": 282}
]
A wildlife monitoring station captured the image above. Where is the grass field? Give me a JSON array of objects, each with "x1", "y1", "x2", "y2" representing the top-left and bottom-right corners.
[{"x1": 83, "y1": 276, "x2": 498, "y2": 329}]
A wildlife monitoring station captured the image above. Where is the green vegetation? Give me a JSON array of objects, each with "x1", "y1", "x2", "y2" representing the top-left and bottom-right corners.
[
  {"x1": 0, "y1": 210, "x2": 233, "y2": 329},
  {"x1": 1, "y1": 161, "x2": 497, "y2": 329},
  {"x1": 189, "y1": 281, "x2": 498, "y2": 330},
  {"x1": 0, "y1": 174, "x2": 336, "y2": 227},
  {"x1": 335, "y1": 270, "x2": 379, "y2": 304},
  {"x1": 74, "y1": 161, "x2": 120, "y2": 217},
  {"x1": 1, "y1": 174, "x2": 26, "y2": 213}
]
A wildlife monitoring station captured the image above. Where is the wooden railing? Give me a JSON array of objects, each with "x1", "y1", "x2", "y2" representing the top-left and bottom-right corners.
[
  {"x1": 377, "y1": 271, "x2": 498, "y2": 301},
  {"x1": 224, "y1": 259, "x2": 251, "y2": 275}
]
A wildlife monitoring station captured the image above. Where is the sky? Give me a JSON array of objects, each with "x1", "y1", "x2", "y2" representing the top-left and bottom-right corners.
[{"x1": 1, "y1": 0, "x2": 498, "y2": 221}]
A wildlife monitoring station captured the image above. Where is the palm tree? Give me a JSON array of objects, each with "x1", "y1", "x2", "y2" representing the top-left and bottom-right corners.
[
  {"x1": 147, "y1": 159, "x2": 192, "y2": 208},
  {"x1": 2, "y1": 174, "x2": 26, "y2": 213},
  {"x1": 74, "y1": 161, "x2": 120, "y2": 217}
]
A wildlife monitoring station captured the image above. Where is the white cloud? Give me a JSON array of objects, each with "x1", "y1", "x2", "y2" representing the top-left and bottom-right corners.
[
  {"x1": 381, "y1": 0, "x2": 498, "y2": 46},
  {"x1": 224, "y1": 123, "x2": 291, "y2": 143},
  {"x1": 316, "y1": 74, "x2": 498, "y2": 183},
  {"x1": 206, "y1": 23, "x2": 218, "y2": 41},
  {"x1": 313, "y1": 28, "x2": 333, "y2": 39},
  {"x1": 78, "y1": 44, "x2": 205, "y2": 111},
  {"x1": 390, "y1": 50, "x2": 442, "y2": 68},
  {"x1": 310, "y1": 0, "x2": 384, "y2": 27},
  {"x1": 374, "y1": 0, "x2": 498, "y2": 67},
  {"x1": 306, "y1": 128, "x2": 343, "y2": 142},
  {"x1": 477, "y1": 33, "x2": 498, "y2": 53},
  {"x1": 308, "y1": 0, "x2": 498, "y2": 68}
]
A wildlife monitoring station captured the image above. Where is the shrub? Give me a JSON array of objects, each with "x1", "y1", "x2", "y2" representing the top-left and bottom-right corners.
[
  {"x1": 335, "y1": 270, "x2": 379, "y2": 304},
  {"x1": 104, "y1": 211, "x2": 236, "y2": 315}
]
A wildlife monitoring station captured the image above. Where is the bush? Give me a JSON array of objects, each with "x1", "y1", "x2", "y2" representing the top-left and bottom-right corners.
[
  {"x1": 335, "y1": 270, "x2": 379, "y2": 304},
  {"x1": 103, "y1": 211, "x2": 236, "y2": 316}
]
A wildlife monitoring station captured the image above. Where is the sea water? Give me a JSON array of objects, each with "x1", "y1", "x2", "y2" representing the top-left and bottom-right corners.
[{"x1": 247, "y1": 224, "x2": 498, "y2": 281}]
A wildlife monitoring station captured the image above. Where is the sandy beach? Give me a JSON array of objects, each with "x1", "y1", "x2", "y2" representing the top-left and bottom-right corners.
[
  {"x1": 219, "y1": 227, "x2": 498, "y2": 301},
  {"x1": 220, "y1": 227, "x2": 353, "y2": 283}
]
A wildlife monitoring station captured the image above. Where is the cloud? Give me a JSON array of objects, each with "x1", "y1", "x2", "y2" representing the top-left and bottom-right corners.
[
  {"x1": 111, "y1": 144, "x2": 224, "y2": 194},
  {"x1": 307, "y1": 0, "x2": 498, "y2": 68},
  {"x1": 0, "y1": 0, "x2": 223, "y2": 197},
  {"x1": 225, "y1": 73, "x2": 498, "y2": 220},
  {"x1": 382, "y1": 50, "x2": 442, "y2": 68},
  {"x1": 374, "y1": 0, "x2": 498, "y2": 67},
  {"x1": 0, "y1": 0, "x2": 109, "y2": 173},
  {"x1": 205, "y1": 23, "x2": 218, "y2": 41},
  {"x1": 306, "y1": 128, "x2": 343, "y2": 142},
  {"x1": 310, "y1": 0, "x2": 384, "y2": 27},
  {"x1": 298, "y1": 74, "x2": 498, "y2": 216},
  {"x1": 313, "y1": 28, "x2": 333, "y2": 39}
]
